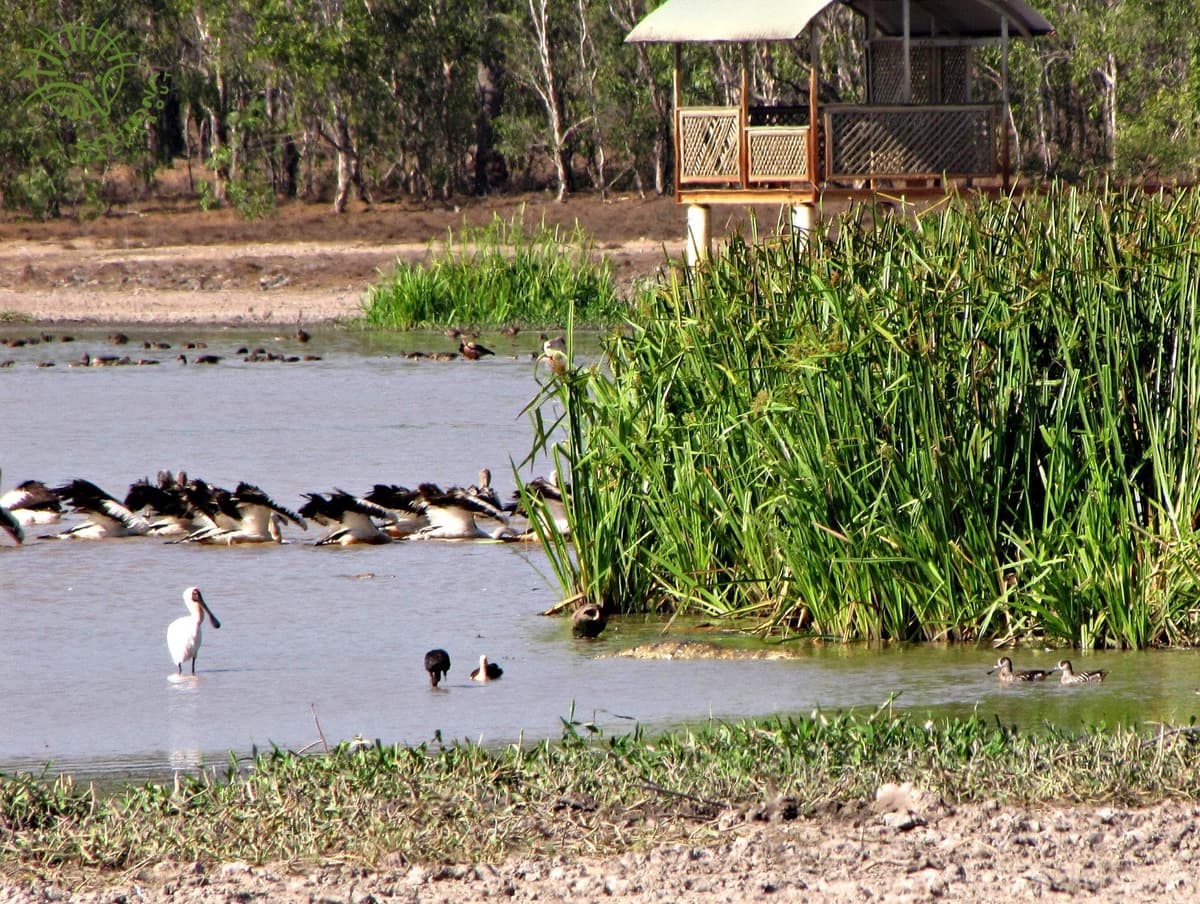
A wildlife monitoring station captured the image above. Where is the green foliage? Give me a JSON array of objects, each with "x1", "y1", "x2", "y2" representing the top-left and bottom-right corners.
[
  {"x1": 360, "y1": 212, "x2": 625, "y2": 328},
  {"x1": 531, "y1": 185, "x2": 1200, "y2": 649},
  {"x1": 11, "y1": 16, "x2": 162, "y2": 216}
]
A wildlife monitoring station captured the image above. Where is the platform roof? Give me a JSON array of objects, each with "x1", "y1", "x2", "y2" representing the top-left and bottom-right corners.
[{"x1": 625, "y1": 0, "x2": 1054, "y2": 44}]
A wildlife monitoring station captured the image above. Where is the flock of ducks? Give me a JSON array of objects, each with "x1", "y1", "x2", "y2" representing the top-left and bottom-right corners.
[
  {"x1": 988, "y1": 655, "x2": 1108, "y2": 685},
  {"x1": 0, "y1": 467, "x2": 568, "y2": 546},
  {"x1": 1, "y1": 328, "x2": 570, "y2": 370}
]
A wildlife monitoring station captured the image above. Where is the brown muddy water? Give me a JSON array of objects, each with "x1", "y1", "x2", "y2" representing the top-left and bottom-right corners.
[{"x1": 2, "y1": 326, "x2": 1199, "y2": 782}]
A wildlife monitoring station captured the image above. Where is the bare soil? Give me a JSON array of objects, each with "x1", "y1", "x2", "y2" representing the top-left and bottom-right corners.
[
  {"x1": 4, "y1": 795, "x2": 1197, "y2": 902},
  {"x1": 0, "y1": 193, "x2": 764, "y2": 324},
  {"x1": 3, "y1": 194, "x2": 1195, "y2": 900}
]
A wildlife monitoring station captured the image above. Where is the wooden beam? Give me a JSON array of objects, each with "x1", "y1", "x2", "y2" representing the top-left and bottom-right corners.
[
  {"x1": 739, "y1": 45, "x2": 750, "y2": 187},
  {"x1": 673, "y1": 43, "x2": 682, "y2": 203}
]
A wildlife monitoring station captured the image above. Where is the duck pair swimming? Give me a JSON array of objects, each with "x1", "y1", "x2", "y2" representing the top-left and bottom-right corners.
[
  {"x1": 988, "y1": 656, "x2": 1108, "y2": 684},
  {"x1": 423, "y1": 650, "x2": 503, "y2": 687}
]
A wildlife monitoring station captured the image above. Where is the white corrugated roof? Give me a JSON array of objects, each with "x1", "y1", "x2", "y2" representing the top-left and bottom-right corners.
[{"x1": 626, "y1": 0, "x2": 1054, "y2": 43}]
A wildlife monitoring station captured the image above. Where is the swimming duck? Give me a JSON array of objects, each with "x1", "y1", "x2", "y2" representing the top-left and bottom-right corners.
[
  {"x1": 1055, "y1": 660, "x2": 1108, "y2": 684},
  {"x1": 571, "y1": 604, "x2": 607, "y2": 639},
  {"x1": 167, "y1": 586, "x2": 221, "y2": 674},
  {"x1": 0, "y1": 472, "x2": 22, "y2": 544},
  {"x1": 987, "y1": 656, "x2": 1054, "y2": 683},
  {"x1": 470, "y1": 654, "x2": 503, "y2": 682},
  {"x1": 459, "y1": 339, "x2": 495, "y2": 360},
  {"x1": 424, "y1": 649, "x2": 451, "y2": 687}
]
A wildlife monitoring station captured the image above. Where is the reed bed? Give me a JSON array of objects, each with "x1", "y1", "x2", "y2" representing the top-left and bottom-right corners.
[
  {"x1": 532, "y1": 185, "x2": 1200, "y2": 648},
  {"x1": 2, "y1": 710, "x2": 1198, "y2": 873},
  {"x1": 360, "y1": 212, "x2": 624, "y2": 329}
]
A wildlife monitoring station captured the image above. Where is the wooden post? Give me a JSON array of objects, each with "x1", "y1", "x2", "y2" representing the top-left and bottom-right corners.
[
  {"x1": 808, "y1": 23, "x2": 819, "y2": 187},
  {"x1": 1000, "y1": 18, "x2": 1010, "y2": 190},
  {"x1": 739, "y1": 45, "x2": 749, "y2": 188},
  {"x1": 673, "y1": 43, "x2": 682, "y2": 202},
  {"x1": 902, "y1": 0, "x2": 911, "y2": 103},
  {"x1": 686, "y1": 204, "x2": 711, "y2": 268}
]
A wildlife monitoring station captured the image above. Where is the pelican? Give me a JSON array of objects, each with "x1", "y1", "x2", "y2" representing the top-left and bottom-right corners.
[
  {"x1": 512, "y1": 472, "x2": 570, "y2": 535},
  {"x1": 987, "y1": 656, "x2": 1053, "y2": 683},
  {"x1": 0, "y1": 494, "x2": 21, "y2": 545},
  {"x1": 412, "y1": 483, "x2": 513, "y2": 540},
  {"x1": 424, "y1": 649, "x2": 451, "y2": 687},
  {"x1": 46, "y1": 478, "x2": 150, "y2": 539},
  {"x1": 571, "y1": 604, "x2": 607, "y2": 639},
  {"x1": 167, "y1": 586, "x2": 221, "y2": 674},
  {"x1": 362, "y1": 484, "x2": 429, "y2": 537},
  {"x1": 299, "y1": 490, "x2": 392, "y2": 545},
  {"x1": 1055, "y1": 660, "x2": 1108, "y2": 684},
  {"x1": 178, "y1": 480, "x2": 305, "y2": 544},
  {"x1": 125, "y1": 471, "x2": 197, "y2": 536},
  {"x1": 1, "y1": 478, "x2": 63, "y2": 526},
  {"x1": 470, "y1": 654, "x2": 503, "y2": 682}
]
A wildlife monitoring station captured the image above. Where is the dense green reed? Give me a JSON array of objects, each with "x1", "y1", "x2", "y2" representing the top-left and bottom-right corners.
[
  {"x1": 3, "y1": 710, "x2": 1198, "y2": 872},
  {"x1": 360, "y1": 211, "x2": 625, "y2": 329},
  {"x1": 531, "y1": 185, "x2": 1200, "y2": 648}
]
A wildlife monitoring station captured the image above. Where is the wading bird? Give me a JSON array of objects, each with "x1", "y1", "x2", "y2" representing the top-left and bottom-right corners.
[
  {"x1": 424, "y1": 649, "x2": 451, "y2": 687},
  {"x1": 167, "y1": 586, "x2": 221, "y2": 674}
]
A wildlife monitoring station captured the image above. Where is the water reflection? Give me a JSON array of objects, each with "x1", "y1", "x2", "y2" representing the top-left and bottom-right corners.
[{"x1": 1, "y1": 327, "x2": 1199, "y2": 783}]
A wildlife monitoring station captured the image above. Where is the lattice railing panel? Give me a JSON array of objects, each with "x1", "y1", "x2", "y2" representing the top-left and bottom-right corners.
[
  {"x1": 826, "y1": 105, "x2": 997, "y2": 179},
  {"x1": 747, "y1": 127, "x2": 809, "y2": 182},
  {"x1": 940, "y1": 47, "x2": 970, "y2": 103},
  {"x1": 678, "y1": 107, "x2": 739, "y2": 182}
]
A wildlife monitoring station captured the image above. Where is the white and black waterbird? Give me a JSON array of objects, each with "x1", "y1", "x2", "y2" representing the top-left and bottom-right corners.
[
  {"x1": 512, "y1": 472, "x2": 570, "y2": 535},
  {"x1": 167, "y1": 586, "x2": 221, "y2": 674},
  {"x1": 46, "y1": 478, "x2": 151, "y2": 539},
  {"x1": 124, "y1": 471, "x2": 198, "y2": 537},
  {"x1": 179, "y1": 480, "x2": 305, "y2": 544},
  {"x1": 0, "y1": 474, "x2": 21, "y2": 544},
  {"x1": 299, "y1": 490, "x2": 393, "y2": 545},
  {"x1": 424, "y1": 649, "x2": 451, "y2": 687},
  {"x1": 361, "y1": 483, "x2": 429, "y2": 537},
  {"x1": 0, "y1": 478, "x2": 63, "y2": 526},
  {"x1": 413, "y1": 482, "x2": 513, "y2": 540},
  {"x1": 470, "y1": 654, "x2": 503, "y2": 682}
]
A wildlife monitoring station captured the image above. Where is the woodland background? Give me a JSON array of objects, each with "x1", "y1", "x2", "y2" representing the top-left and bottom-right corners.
[{"x1": 2, "y1": 1, "x2": 1196, "y2": 218}]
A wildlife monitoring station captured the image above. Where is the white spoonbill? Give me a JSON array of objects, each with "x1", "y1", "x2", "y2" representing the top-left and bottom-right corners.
[{"x1": 167, "y1": 586, "x2": 221, "y2": 674}]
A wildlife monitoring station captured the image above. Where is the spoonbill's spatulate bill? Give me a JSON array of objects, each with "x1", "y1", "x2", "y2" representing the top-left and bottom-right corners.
[{"x1": 167, "y1": 586, "x2": 221, "y2": 674}]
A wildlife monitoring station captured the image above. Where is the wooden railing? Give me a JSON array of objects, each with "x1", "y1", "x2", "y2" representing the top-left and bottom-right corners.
[
  {"x1": 824, "y1": 104, "x2": 999, "y2": 180},
  {"x1": 675, "y1": 102, "x2": 1001, "y2": 192}
]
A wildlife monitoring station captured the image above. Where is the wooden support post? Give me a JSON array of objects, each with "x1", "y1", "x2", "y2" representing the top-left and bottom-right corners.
[
  {"x1": 686, "y1": 204, "x2": 711, "y2": 268},
  {"x1": 1001, "y1": 18, "x2": 1010, "y2": 190},
  {"x1": 739, "y1": 45, "x2": 750, "y2": 188},
  {"x1": 673, "y1": 44, "x2": 682, "y2": 202}
]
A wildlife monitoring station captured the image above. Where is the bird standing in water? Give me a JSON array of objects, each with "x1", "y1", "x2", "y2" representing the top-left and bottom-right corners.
[
  {"x1": 167, "y1": 586, "x2": 221, "y2": 674},
  {"x1": 424, "y1": 649, "x2": 451, "y2": 687}
]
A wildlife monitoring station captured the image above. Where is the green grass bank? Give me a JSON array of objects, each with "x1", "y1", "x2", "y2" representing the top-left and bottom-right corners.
[
  {"x1": 2, "y1": 711, "x2": 1198, "y2": 874},
  {"x1": 528, "y1": 185, "x2": 1200, "y2": 650}
]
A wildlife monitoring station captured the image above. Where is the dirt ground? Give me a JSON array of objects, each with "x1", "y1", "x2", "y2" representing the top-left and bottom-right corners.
[
  {"x1": 0, "y1": 192, "x2": 783, "y2": 325},
  {"x1": 4, "y1": 195, "x2": 1197, "y2": 900},
  {"x1": 3, "y1": 793, "x2": 1198, "y2": 902}
]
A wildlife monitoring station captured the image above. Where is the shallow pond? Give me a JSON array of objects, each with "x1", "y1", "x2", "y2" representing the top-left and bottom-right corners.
[{"x1": 2, "y1": 326, "x2": 1199, "y2": 782}]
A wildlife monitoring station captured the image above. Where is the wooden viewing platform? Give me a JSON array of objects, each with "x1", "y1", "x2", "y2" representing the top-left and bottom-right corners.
[{"x1": 626, "y1": 0, "x2": 1055, "y2": 260}]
